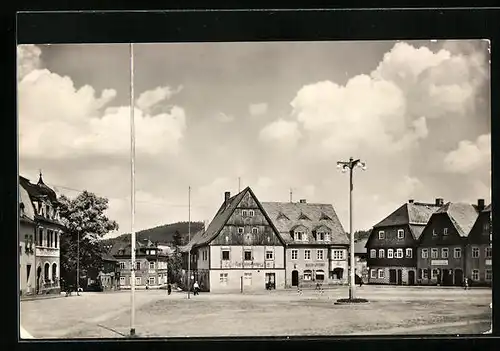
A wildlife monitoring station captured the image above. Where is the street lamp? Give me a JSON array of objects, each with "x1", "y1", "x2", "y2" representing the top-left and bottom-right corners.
[{"x1": 337, "y1": 157, "x2": 366, "y2": 301}]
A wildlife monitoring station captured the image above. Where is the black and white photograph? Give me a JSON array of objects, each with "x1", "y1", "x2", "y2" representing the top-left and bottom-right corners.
[{"x1": 18, "y1": 39, "x2": 492, "y2": 338}]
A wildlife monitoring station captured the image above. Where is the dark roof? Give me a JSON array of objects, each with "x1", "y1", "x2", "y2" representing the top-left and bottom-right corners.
[
  {"x1": 373, "y1": 201, "x2": 441, "y2": 228},
  {"x1": 185, "y1": 187, "x2": 286, "y2": 249},
  {"x1": 434, "y1": 202, "x2": 479, "y2": 237},
  {"x1": 20, "y1": 175, "x2": 58, "y2": 204},
  {"x1": 110, "y1": 239, "x2": 164, "y2": 256},
  {"x1": 101, "y1": 253, "x2": 118, "y2": 262},
  {"x1": 261, "y1": 202, "x2": 348, "y2": 246},
  {"x1": 483, "y1": 204, "x2": 491, "y2": 212},
  {"x1": 179, "y1": 230, "x2": 205, "y2": 252},
  {"x1": 354, "y1": 238, "x2": 368, "y2": 254}
]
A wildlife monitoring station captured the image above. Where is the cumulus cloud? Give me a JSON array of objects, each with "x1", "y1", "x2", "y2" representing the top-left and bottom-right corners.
[
  {"x1": 259, "y1": 119, "x2": 301, "y2": 147},
  {"x1": 17, "y1": 44, "x2": 42, "y2": 81},
  {"x1": 18, "y1": 49, "x2": 186, "y2": 160},
  {"x1": 215, "y1": 112, "x2": 234, "y2": 123},
  {"x1": 249, "y1": 102, "x2": 268, "y2": 116},
  {"x1": 276, "y1": 41, "x2": 488, "y2": 157},
  {"x1": 136, "y1": 85, "x2": 182, "y2": 112},
  {"x1": 444, "y1": 134, "x2": 491, "y2": 174}
]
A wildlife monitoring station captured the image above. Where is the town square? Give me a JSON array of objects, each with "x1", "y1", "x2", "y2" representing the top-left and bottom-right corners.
[
  {"x1": 21, "y1": 286, "x2": 492, "y2": 338},
  {"x1": 17, "y1": 38, "x2": 491, "y2": 338}
]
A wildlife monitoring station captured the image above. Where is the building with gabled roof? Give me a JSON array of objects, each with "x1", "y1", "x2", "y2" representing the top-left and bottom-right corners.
[
  {"x1": 181, "y1": 187, "x2": 287, "y2": 292},
  {"x1": 466, "y1": 201, "x2": 492, "y2": 286},
  {"x1": 366, "y1": 198, "x2": 442, "y2": 285},
  {"x1": 417, "y1": 199, "x2": 482, "y2": 286},
  {"x1": 19, "y1": 180, "x2": 36, "y2": 296},
  {"x1": 261, "y1": 200, "x2": 349, "y2": 287},
  {"x1": 111, "y1": 238, "x2": 169, "y2": 289},
  {"x1": 20, "y1": 173, "x2": 65, "y2": 296}
]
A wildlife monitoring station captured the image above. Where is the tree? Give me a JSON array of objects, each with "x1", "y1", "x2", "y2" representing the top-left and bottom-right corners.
[
  {"x1": 58, "y1": 191, "x2": 119, "y2": 289},
  {"x1": 168, "y1": 230, "x2": 184, "y2": 285}
]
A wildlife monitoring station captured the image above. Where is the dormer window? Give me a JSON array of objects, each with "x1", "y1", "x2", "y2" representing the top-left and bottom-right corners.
[
  {"x1": 317, "y1": 232, "x2": 325, "y2": 241},
  {"x1": 378, "y1": 231, "x2": 385, "y2": 239},
  {"x1": 298, "y1": 212, "x2": 310, "y2": 221},
  {"x1": 295, "y1": 231, "x2": 304, "y2": 241},
  {"x1": 325, "y1": 233, "x2": 330, "y2": 242},
  {"x1": 443, "y1": 228, "x2": 448, "y2": 235}
]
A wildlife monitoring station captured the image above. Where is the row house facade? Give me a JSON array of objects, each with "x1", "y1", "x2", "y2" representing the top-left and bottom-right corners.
[
  {"x1": 111, "y1": 239, "x2": 169, "y2": 289},
  {"x1": 261, "y1": 200, "x2": 349, "y2": 288},
  {"x1": 417, "y1": 199, "x2": 491, "y2": 287},
  {"x1": 19, "y1": 174, "x2": 64, "y2": 296},
  {"x1": 181, "y1": 187, "x2": 287, "y2": 292},
  {"x1": 366, "y1": 199, "x2": 442, "y2": 285}
]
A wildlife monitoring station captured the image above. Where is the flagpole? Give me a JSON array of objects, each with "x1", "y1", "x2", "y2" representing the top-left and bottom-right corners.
[
  {"x1": 187, "y1": 186, "x2": 191, "y2": 299},
  {"x1": 129, "y1": 42, "x2": 137, "y2": 337}
]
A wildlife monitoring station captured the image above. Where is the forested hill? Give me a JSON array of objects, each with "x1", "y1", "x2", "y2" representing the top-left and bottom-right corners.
[{"x1": 101, "y1": 221, "x2": 205, "y2": 247}]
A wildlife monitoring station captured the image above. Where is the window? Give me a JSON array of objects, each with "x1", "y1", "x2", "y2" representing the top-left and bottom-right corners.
[
  {"x1": 397, "y1": 229, "x2": 404, "y2": 239},
  {"x1": 472, "y1": 269, "x2": 479, "y2": 281},
  {"x1": 378, "y1": 269, "x2": 384, "y2": 279},
  {"x1": 378, "y1": 249, "x2": 385, "y2": 258},
  {"x1": 378, "y1": 231, "x2": 385, "y2": 239},
  {"x1": 443, "y1": 228, "x2": 448, "y2": 235},
  {"x1": 431, "y1": 248, "x2": 438, "y2": 259},
  {"x1": 222, "y1": 250, "x2": 230, "y2": 260},
  {"x1": 315, "y1": 270, "x2": 325, "y2": 281},
  {"x1": 332, "y1": 249, "x2": 344, "y2": 260},
  {"x1": 325, "y1": 233, "x2": 330, "y2": 242},
  {"x1": 388, "y1": 249, "x2": 394, "y2": 258},
  {"x1": 120, "y1": 277, "x2": 125, "y2": 285},
  {"x1": 422, "y1": 269, "x2": 429, "y2": 279},
  {"x1": 149, "y1": 261, "x2": 155, "y2": 270},
  {"x1": 237, "y1": 227, "x2": 244, "y2": 234},
  {"x1": 485, "y1": 247, "x2": 492, "y2": 258},
  {"x1": 304, "y1": 250, "x2": 311, "y2": 260},
  {"x1": 149, "y1": 277, "x2": 155, "y2": 285},
  {"x1": 220, "y1": 273, "x2": 228, "y2": 284},
  {"x1": 317, "y1": 250, "x2": 324, "y2": 260},
  {"x1": 454, "y1": 247, "x2": 461, "y2": 258},
  {"x1": 432, "y1": 269, "x2": 438, "y2": 279},
  {"x1": 252, "y1": 227, "x2": 258, "y2": 234},
  {"x1": 249, "y1": 210, "x2": 255, "y2": 217},
  {"x1": 317, "y1": 232, "x2": 325, "y2": 241},
  {"x1": 296, "y1": 231, "x2": 304, "y2": 241},
  {"x1": 396, "y1": 249, "x2": 403, "y2": 258},
  {"x1": 54, "y1": 232, "x2": 58, "y2": 248},
  {"x1": 266, "y1": 250, "x2": 274, "y2": 260},
  {"x1": 472, "y1": 247, "x2": 479, "y2": 258},
  {"x1": 486, "y1": 269, "x2": 492, "y2": 281},
  {"x1": 441, "y1": 248, "x2": 449, "y2": 259},
  {"x1": 136, "y1": 277, "x2": 141, "y2": 285},
  {"x1": 432, "y1": 229, "x2": 437, "y2": 236},
  {"x1": 120, "y1": 262, "x2": 125, "y2": 269},
  {"x1": 483, "y1": 222, "x2": 490, "y2": 234},
  {"x1": 136, "y1": 262, "x2": 141, "y2": 270},
  {"x1": 242, "y1": 210, "x2": 248, "y2": 217},
  {"x1": 370, "y1": 249, "x2": 376, "y2": 258},
  {"x1": 38, "y1": 228, "x2": 43, "y2": 246},
  {"x1": 291, "y1": 249, "x2": 298, "y2": 260},
  {"x1": 370, "y1": 269, "x2": 377, "y2": 278},
  {"x1": 303, "y1": 270, "x2": 312, "y2": 280},
  {"x1": 406, "y1": 248, "x2": 412, "y2": 258},
  {"x1": 244, "y1": 250, "x2": 252, "y2": 261}
]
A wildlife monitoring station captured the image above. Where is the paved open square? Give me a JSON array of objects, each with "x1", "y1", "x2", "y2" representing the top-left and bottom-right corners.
[{"x1": 20, "y1": 285, "x2": 492, "y2": 338}]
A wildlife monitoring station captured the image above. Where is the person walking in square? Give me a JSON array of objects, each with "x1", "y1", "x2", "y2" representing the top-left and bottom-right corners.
[
  {"x1": 167, "y1": 283, "x2": 172, "y2": 295},
  {"x1": 193, "y1": 281, "x2": 200, "y2": 296},
  {"x1": 464, "y1": 277, "x2": 469, "y2": 290}
]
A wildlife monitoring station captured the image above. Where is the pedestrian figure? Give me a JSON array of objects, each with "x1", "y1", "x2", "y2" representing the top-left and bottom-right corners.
[
  {"x1": 167, "y1": 283, "x2": 172, "y2": 295},
  {"x1": 464, "y1": 277, "x2": 469, "y2": 290},
  {"x1": 297, "y1": 283, "x2": 303, "y2": 295},
  {"x1": 193, "y1": 281, "x2": 200, "y2": 295}
]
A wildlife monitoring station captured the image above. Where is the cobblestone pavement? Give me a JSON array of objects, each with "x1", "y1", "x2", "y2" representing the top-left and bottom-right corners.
[{"x1": 20, "y1": 285, "x2": 492, "y2": 339}]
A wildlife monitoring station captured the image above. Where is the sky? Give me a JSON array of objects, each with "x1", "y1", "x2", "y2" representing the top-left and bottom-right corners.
[{"x1": 17, "y1": 40, "x2": 491, "y2": 238}]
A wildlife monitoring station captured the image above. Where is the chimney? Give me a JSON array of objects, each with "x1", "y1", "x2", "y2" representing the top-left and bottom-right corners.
[
  {"x1": 224, "y1": 191, "x2": 231, "y2": 206},
  {"x1": 299, "y1": 199, "x2": 306, "y2": 203},
  {"x1": 408, "y1": 199, "x2": 414, "y2": 204},
  {"x1": 478, "y1": 199, "x2": 485, "y2": 210},
  {"x1": 435, "y1": 198, "x2": 444, "y2": 206}
]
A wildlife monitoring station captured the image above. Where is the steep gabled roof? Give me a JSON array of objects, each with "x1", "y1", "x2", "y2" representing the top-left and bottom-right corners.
[
  {"x1": 187, "y1": 187, "x2": 286, "y2": 249},
  {"x1": 434, "y1": 202, "x2": 480, "y2": 237},
  {"x1": 19, "y1": 181, "x2": 35, "y2": 221},
  {"x1": 261, "y1": 201, "x2": 348, "y2": 245},
  {"x1": 373, "y1": 202, "x2": 440, "y2": 229}
]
